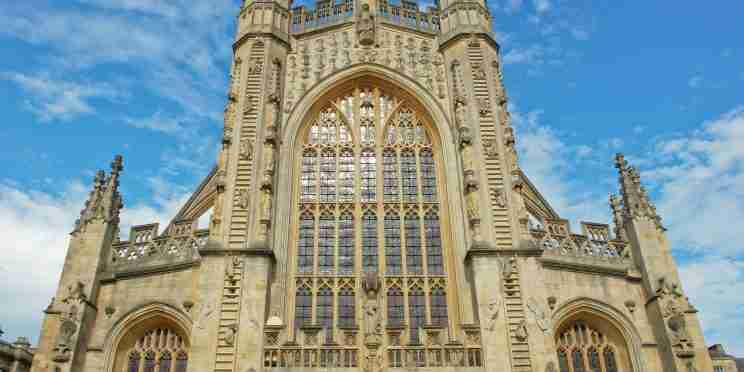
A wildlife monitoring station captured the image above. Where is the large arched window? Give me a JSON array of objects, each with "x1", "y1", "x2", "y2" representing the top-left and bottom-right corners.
[
  {"x1": 555, "y1": 321, "x2": 630, "y2": 372},
  {"x1": 291, "y1": 86, "x2": 451, "y2": 354}
]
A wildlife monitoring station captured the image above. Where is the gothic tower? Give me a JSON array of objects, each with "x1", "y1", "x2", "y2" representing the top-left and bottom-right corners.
[{"x1": 31, "y1": 1, "x2": 716, "y2": 372}]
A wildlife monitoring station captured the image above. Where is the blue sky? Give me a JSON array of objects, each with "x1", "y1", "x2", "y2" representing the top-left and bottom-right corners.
[{"x1": 1, "y1": 0, "x2": 743, "y2": 356}]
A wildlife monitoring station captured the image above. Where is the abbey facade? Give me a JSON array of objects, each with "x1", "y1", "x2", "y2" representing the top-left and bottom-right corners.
[{"x1": 30, "y1": 0, "x2": 721, "y2": 371}]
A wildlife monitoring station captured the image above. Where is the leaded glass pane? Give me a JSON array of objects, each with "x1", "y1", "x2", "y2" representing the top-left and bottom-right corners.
[
  {"x1": 339, "y1": 287, "x2": 356, "y2": 327},
  {"x1": 361, "y1": 150, "x2": 376, "y2": 202},
  {"x1": 175, "y1": 352, "x2": 188, "y2": 372},
  {"x1": 572, "y1": 349, "x2": 586, "y2": 372},
  {"x1": 420, "y1": 149, "x2": 437, "y2": 202},
  {"x1": 385, "y1": 212, "x2": 402, "y2": 275},
  {"x1": 383, "y1": 149, "x2": 399, "y2": 202},
  {"x1": 387, "y1": 287, "x2": 404, "y2": 326},
  {"x1": 558, "y1": 350, "x2": 570, "y2": 372},
  {"x1": 408, "y1": 288, "x2": 425, "y2": 344},
  {"x1": 339, "y1": 149, "x2": 354, "y2": 201},
  {"x1": 430, "y1": 287, "x2": 448, "y2": 326},
  {"x1": 317, "y1": 287, "x2": 334, "y2": 329},
  {"x1": 128, "y1": 353, "x2": 140, "y2": 372},
  {"x1": 604, "y1": 348, "x2": 618, "y2": 372},
  {"x1": 362, "y1": 211, "x2": 378, "y2": 273},
  {"x1": 339, "y1": 213, "x2": 354, "y2": 275},
  {"x1": 320, "y1": 151, "x2": 336, "y2": 202},
  {"x1": 588, "y1": 348, "x2": 601, "y2": 372},
  {"x1": 425, "y1": 212, "x2": 443, "y2": 275},
  {"x1": 159, "y1": 352, "x2": 172, "y2": 372},
  {"x1": 143, "y1": 352, "x2": 156, "y2": 372},
  {"x1": 298, "y1": 214, "x2": 315, "y2": 274},
  {"x1": 401, "y1": 150, "x2": 418, "y2": 202},
  {"x1": 405, "y1": 213, "x2": 423, "y2": 275},
  {"x1": 295, "y1": 287, "x2": 312, "y2": 329},
  {"x1": 318, "y1": 214, "x2": 335, "y2": 274},
  {"x1": 301, "y1": 150, "x2": 317, "y2": 202}
]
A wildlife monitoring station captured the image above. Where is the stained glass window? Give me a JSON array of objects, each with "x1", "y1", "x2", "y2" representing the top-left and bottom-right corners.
[
  {"x1": 401, "y1": 150, "x2": 418, "y2": 202},
  {"x1": 405, "y1": 212, "x2": 423, "y2": 274},
  {"x1": 408, "y1": 287, "x2": 426, "y2": 344},
  {"x1": 387, "y1": 286, "x2": 404, "y2": 326},
  {"x1": 298, "y1": 213, "x2": 315, "y2": 274},
  {"x1": 295, "y1": 286, "x2": 312, "y2": 329},
  {"x1": 558, "y1": 350, "x2": 570, "y2": 372},
  {"x1": 604, "y1": 348, "x2": 618, "y2": 372},
  {"x1": 158, "y1": 352, "x2": 171, "y2": 372},
  {"x1": 385, "y1": 212, "x2": 402, "y2": 275},
  {"x1": 589, "y1": 348, "x2": 601, "y2": 372},
  {"x1": 301, "y1": 150, "x2": 317, "y2": 202},
  {"x1": 128, "y1": 352, "x2": 141, "y2": 372},
  {"x1": 383, "y1": 149, "x2": 399, "y2": 202},
  {"x1": 143, "y1": 351, "x2": 156, "y2": 372},
  {"x1": 320, "y1": 151, "x2": 336, "y2": 202},
  {"x1": 362, "y1": 211, "x2": 378, "y2": 273},
  {"x1": 430, "y1": 287, "x2": 448, "y2": 326},
  {"x1": 338, "y1": 213, "x2": 354, "y2": 275},
  {"x1": 572, "y1": 349, "x2": 586, "y2": 372},
  {"x1": 339, "y1": 287, "x2": 356, "y2": 327},
  {"x1": 361, "y1": 150, "x2": 376, "y2": 202},
  {"x1": 420, "y1": 149, "x2": 437, "y2": 202},
  {"x1": 175, "y1": 352, "x2": 188, "y2": 372},
  {"x1": 339, "y1": 149, "x2": 354, "y2": 201},
  {"x1": 292, "y1": 88, "x2": 452, "y2": 352},
  {"x1": 318, "y1": 213, "x2": 335, "y2": 274}
]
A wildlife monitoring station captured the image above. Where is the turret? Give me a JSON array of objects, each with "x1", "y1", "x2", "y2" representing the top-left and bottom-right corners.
[
  {"x1": 32, "y1": 155, "x2": 123, "y2": 372},
  {"x1": 613, "y1": 153, "x2": 714, "y2": 372}
]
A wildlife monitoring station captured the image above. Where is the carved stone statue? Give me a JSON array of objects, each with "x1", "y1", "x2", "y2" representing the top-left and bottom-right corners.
[
  {"x1": 357, "y1": 3, "x2": 375, "y2": 46},
  {"x1": 486, "y1": 298, "x2": 501, "y2": 331},
  {"x1": 362, "y1": 272, "x2": 383, "y2": 345}
]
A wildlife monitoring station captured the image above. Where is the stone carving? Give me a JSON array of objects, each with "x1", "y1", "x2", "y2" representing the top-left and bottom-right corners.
[
  {"x1": 362, "y1": 272, "x2": 383, "y2": 345},
  {"x1": 625, "y1": 299, "x2": 636, "y2": 314},
  {"x1": 73, "y1": 156, "x2": 123, "y2": 234},
  {"x1": 363, "y1": 351, "x2": 381, "y2": 372},
  {"x1": 53, "y1": 282, "x2": 87, "y2": 362},
  {"x1": 514, "y1": 319, "x2": 528, "y2": 341},
  {"x1": 197, "y1": 299, "x2": 216, "y2": 330},
  {"x1": 501, "y1": 256, "x2": 517, "y2": 279},
  {"x1": 53, "y1": 319, "x2": 77, "y2": 362},
  {"x1": 236, "y1": 188, "x2": 250, "y2": 210},
  {"x1": 548, "y1": 296, "x2": 557, "y2": 311},
  {"x1": 656, "y1": 277, "x2": 695, "y2": 356},
  {"x1": 224, "y1": 324, "x2": 238, "y2": 346},
  {"x1": 472, "y1": 62, "x2": 487, "y2": 80},
  {"x1": 609, "y1": 193, "x2": 627, "y2": 240},
  {"x1": 483, "y1": 138, "x2": 498, "y2": 159},
  {"x1": 182, "y1": 300, "x2": 194, "y2": 313},
  {"x1": 686, "y1": 362, "x2": 699, "y2": 372},
  {"x1": 477, "y1": 97, "x2": 491, "y2": 116},
  {"x1": 239, "y1": 139, "x2": 254, "y2": 161},
  {"x1": 527, "y1": 298, "x2": 550, "y2": 333},
  {"x1": 357, "y1": 3, "x2": 375, "y2": 46},
  {"x1": 104, "y1": 305, "x2": 116, "y2": 319},
  {"x1": 493, "y1": 187, "x2": 507, "y2": 208},
  {"x1": 486, "y1": 298, "x2": 501, "y2": 332}
]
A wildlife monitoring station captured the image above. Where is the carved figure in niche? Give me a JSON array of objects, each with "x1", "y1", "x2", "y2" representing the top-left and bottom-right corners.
[
  {"x1": 224, "y1": 324, "x2": 238, "y2": 346},
  {"x1": 465, "y1": 189, "x2": 479, "y2": 221},
  {"x1": 342, "y1": 32, "x2": 351, "y2": 48},
  {"x1": 527, "y1": 298, "x2": 550, "y2": 333},
  {"x1": 236, "y1": 188, "x2": 250, "y2": 210},
  {"x1": 240, "y1": 139, "x2": 254, "y2": 161},
  {"x1": 493, "y1": 187, "x2": 507, "y2": 208},
  {"x1": 477, "y1": 97, "x2": 491, "y2": 116},
  {"x1": 514, "y1": 319, "x2": 528, "y2": 341},
  {"x1": 357, "y1": 3, "x2": 375, "y2": 46},
  {"x1": 472, "y1": 63, "x2": 487, "y2": 80},
  {"x1": 362, "y1": 272, "x2": 383, "y2": 344},
  {"x1": 486, "y1": 298, "x2": 501, "y2": 331},
  {"x1": 501, "y1": 256, "x2": 517, "y2": 279},
  {"x1": 259, "y1": 189, "x2": 272, "y2": 222}
]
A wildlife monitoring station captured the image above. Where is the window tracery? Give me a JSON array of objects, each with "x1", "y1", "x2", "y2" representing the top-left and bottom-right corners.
[
  {"x1": 123, "y1": 328, "x2": 188, "y2": 372},
  {"x1": 556, "y1": 322, "x2": 625, "y2": 372},
  {"x1": 284, "y1": 86, "x2": 464, "y2": 367}
]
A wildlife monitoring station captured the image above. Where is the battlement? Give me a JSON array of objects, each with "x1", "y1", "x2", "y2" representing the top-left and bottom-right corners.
[{"x1": 109, "y1": 218, "x2": 207, "y2": 273}]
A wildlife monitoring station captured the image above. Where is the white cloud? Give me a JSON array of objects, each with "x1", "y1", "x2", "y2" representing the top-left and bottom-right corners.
[
  {"x1": 570, "y1": 27, "x2": 589, "y2": 41},
  {"x1": 0, "y1": 174, "x2": 191, "y2": 343},
  {"x1": 124, "y1": 111, "x2": 191, "y2": 136},
  {"x1": 2, "y1": 72, "x2": 122, "y2": 122},
  {"x1": 688, "y1": 75, "x2": 703, "y2": 88},
  {"x1": 503, "y1": 45, "x2": 546, "y2": 65},
  {"x1": 679, "y1": 256, "x2": 744, "y2": 355}
]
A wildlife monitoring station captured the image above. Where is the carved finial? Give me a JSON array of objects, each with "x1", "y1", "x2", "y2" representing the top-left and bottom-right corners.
[
  {"x1": 614, "y1": 153, "x2": 665, "y2": 231},
  {"x1": 72, "y1": 156, "x2": 124, "y2": 234},
  {"x1": 609, "y1": 193, "x2": 626, "y2": 240}
]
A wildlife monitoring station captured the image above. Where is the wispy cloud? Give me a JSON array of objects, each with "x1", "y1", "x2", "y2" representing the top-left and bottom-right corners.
[
  {"x1": 688, "y1": 75, "x2": 703, "y2": 88},
  {"x1": 2, "y1": 72, "x2": 123, "y2": 122}
]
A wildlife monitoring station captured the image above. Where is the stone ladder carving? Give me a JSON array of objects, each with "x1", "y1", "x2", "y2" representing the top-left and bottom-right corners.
[
  {"x1": 467, "y1": 41, "x2": 512, "y2": 248},
  {"x1": 214, "y1": 257, "x2": 246, "y2": 372},
  {"x1": 502, "y1": 258, "x2": 533, "y2": 372},
  {"x1": 228, "y1": 41, "x2": 264, "y2": 249}
]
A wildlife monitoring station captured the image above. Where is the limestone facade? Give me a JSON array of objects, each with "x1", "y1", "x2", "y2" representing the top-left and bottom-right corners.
[{"x1": 29, "y1": 0, "x2": 722, "y2": 371}]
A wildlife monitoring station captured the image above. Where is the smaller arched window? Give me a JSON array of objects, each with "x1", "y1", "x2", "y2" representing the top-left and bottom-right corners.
[
  {"x1": 338, "y1": 213, "x2": 354, "y2": 275},
  {"x1": 408, "y1": 286, "x2": 426, "y2": 344},
  {"x1": 603, "y1": 347, "x2": 618, "y2": 372},
  {"x1": 430, "y1": 286, "x2": 448, "y2": 326},
  {"x1": 572, "y1": 349, "x2": 585, "y2": 372},
  {"x1": 362, "y1": 210, "x2": 378, "y2": 273},
  {"x1": 120, "y1": 328, "x2": 188, "y2": 372},
  {"x1": 558, "y1": 349, "x2": 570, "y2": 372},
  {"x1": 405, "y1": 212, "x2": 423, "y2": 275},
  {"x1": 295, "y1": 286, "x2": 313, "y2": 329},
  {"x1": 387, "y1": 286, "x2": 404, "y2": 326},
  {"x1": 384, "y1": 211, "x2": 402, "y2": 275},
  {"x1": 338, "y1": 286, "x2": 356, "y2": 327},
  {"x1": 556, "y1": 321, "x2": 629, "y2": 372}
]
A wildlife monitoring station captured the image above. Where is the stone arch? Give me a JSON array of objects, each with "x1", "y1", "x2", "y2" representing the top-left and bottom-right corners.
[
  {"x1": 103, "y1": 302, "x2": 192, "y2": 372},
  {"x1": 551, "y1": 297, "x2": 645, "y2": 372},
  {"x1": 271, "y1": 63, "x2": 474, "y2": 329}
]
